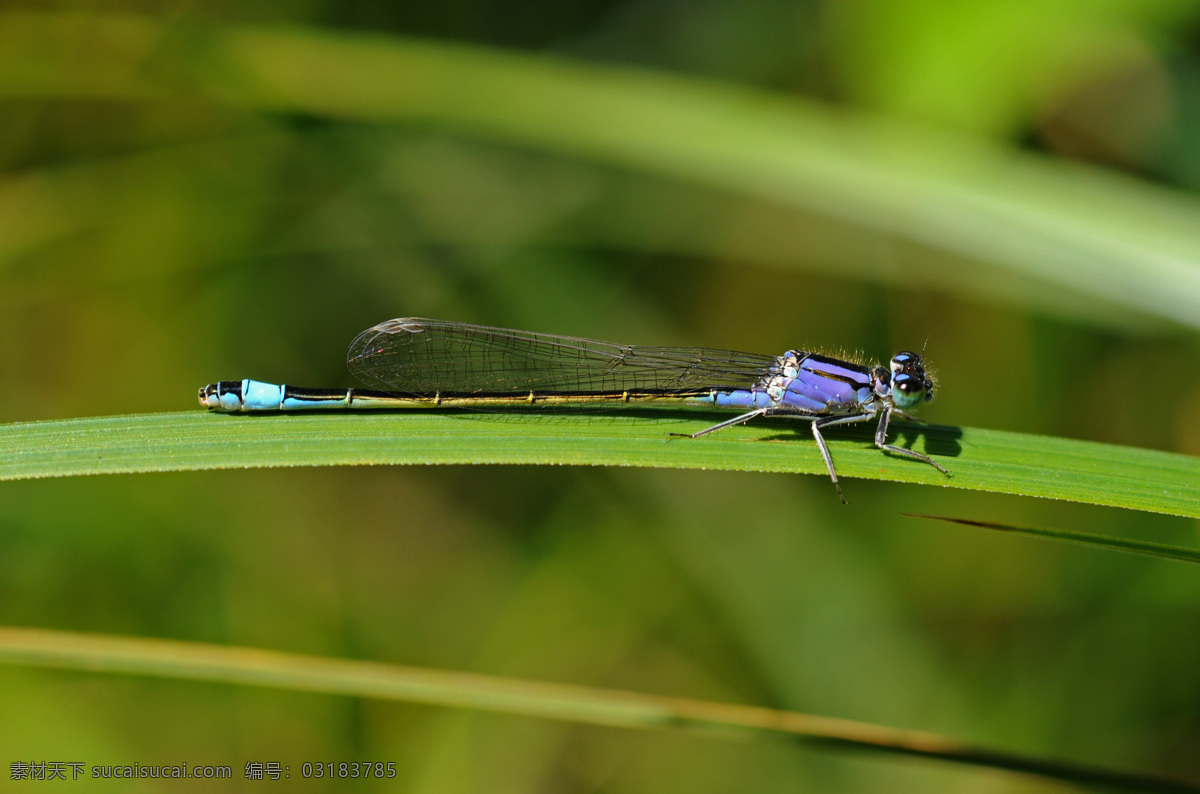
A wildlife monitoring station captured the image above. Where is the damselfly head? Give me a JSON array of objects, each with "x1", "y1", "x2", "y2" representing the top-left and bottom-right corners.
[{"x1": 889, "y1": 351, "x2": 935, "y2": 409}]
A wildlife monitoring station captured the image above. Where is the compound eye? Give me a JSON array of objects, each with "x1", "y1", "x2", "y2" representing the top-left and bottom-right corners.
[
  {"x1": 890, "y1": 351, "x2": 921, "y2": 374},
  {"x1": 891, "y1": 372, "x2": 926, "y2": 409}
]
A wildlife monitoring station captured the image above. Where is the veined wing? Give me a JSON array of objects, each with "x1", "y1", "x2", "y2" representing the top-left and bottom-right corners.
[{"x1": 346, "y1": 318, "x2": 780, "y2": 395}]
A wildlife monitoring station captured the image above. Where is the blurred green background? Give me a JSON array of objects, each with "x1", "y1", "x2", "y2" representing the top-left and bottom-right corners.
[{"x1": 2, "y1": 0, "x2": 1200, "y2": 790}]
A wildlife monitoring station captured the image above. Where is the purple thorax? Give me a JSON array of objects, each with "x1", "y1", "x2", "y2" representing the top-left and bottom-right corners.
[{"x1": 779, "y1": 353, "x2": 876, "y2": 414}]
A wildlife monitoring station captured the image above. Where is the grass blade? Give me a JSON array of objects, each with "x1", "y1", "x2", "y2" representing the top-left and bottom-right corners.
[
  {"x1": 905, "y1": 514, "x2": 1200, "y2": 564},
  {"x1": 2, "y1": 13, "x2": 1200, "y2": 328},
  {"x1": 1, "y1": 411, "x2": 1197, "y2": 517},
  {"x1": 0, "y1": 626, "x2": 1194, "y2": 792}
]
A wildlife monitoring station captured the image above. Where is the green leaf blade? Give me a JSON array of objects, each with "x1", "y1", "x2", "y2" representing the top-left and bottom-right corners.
[
  {"x1": 2, "y1": 411, "x2": 1197, "y2": 517},
  {"x1": 3, "y1": 13, "x2": 1200, "y2": 329},
  {"x1": 906, "y1": 514, "x2": 1200, "y2": 564},
  {"x1": 0, "y1": 626, "x2": 1195, "y2": 793}
]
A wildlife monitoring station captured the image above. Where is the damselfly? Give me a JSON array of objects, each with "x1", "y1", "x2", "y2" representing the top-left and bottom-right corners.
[{"x1": 199, "y1": 318, "x2": 950, "y2": 502}]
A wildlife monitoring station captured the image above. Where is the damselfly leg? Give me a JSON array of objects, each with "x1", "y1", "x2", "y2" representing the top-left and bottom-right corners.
[
  {"x1": 670, "y1": 408, "x2": 770, "y2": 439},
  {"x1": 874, "y1": 407, "x2": 950, "y2": 475}
]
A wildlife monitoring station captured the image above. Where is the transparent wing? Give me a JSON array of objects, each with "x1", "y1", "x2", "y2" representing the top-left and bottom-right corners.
[{"x1": 346, "y1": 318, "x2": 781, "y2": 395}]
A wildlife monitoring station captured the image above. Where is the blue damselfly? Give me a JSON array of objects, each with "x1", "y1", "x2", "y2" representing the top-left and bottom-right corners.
[{"x1": 200, "y1": 318, "x2": 949, "y2": 501}]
